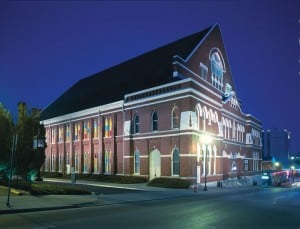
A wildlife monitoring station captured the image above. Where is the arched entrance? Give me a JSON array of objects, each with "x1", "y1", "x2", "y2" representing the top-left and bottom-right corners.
[{"x1": 149, "y1": 149, "x2": 161, "y2": 180}]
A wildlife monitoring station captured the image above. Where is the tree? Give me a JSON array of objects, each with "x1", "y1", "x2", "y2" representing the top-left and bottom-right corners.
[
  {"x1": 0, "y1": 103, "x2": 13, "y2": 173},
  {"x1": 15, "y1": 102, "x2": 46, "y2": 180}
]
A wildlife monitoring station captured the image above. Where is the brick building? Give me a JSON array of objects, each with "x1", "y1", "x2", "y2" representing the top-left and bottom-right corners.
[{"x1": 41, "y1": 24, "x2": 262, "y2": 183}]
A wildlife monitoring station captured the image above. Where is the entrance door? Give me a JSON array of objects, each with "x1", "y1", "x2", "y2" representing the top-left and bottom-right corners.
[{"x1": 149, "y1": 149, "x2": 161, "y2": 180}]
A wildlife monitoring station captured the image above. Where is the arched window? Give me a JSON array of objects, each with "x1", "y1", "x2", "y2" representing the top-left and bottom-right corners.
[
  {"x1": 134, "y1": 150, "x2": 140, "y2": 174},
  {"x1": 210, "y1": 50, "x2": 225, "y2": 91},
  {"x1": 133, "y1": 114, "x2": 140, "y2": 134},
  {"x1": 195, "y1": 104, "x2": 202, "y2": 130},
  {"x1": 171, "y1": 107, "x2": 179, "y2": 129},
  {"x1": 152, "y1": 111, "x2": 158, "y2": 131},
  {"x1": 172, "y1": 148, "x2": 180, "y2": 176}
]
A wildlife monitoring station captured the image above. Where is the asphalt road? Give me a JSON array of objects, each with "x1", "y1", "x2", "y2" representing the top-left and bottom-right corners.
[{"x1": 1, "y1": 186, "x2": 300, "y2": 229}]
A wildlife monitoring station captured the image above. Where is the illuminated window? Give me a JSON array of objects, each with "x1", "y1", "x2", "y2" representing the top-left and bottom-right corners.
[
  {"x1": 83, "y1": 120, "x2": 91, "y2": 140},
  {"x1": 133, "y1": 114, "x2": 140, "y2": 134},
  {"x1": 134, "y1": 150, "x2": 140, "y2": 174},
  {"x1": 65, "y1": 124, "x2": 70, "y2": 142},
  {"x1": 51, "y1": 128, "x2": 56, "y2": 144},
  {"x1": 58, "y1": 153, "x2": 63, "y2": 171},
  {"x1": 253, "y1": 152, "x2": 259, "y2": 171},
  {"x1": 51, "y1": 153, "x2": 56, "y2": 171},
  {"x1": 58, "y1": 126, "x2": 64, "y2": 143},
  {"x1": 210, "y1": 51, "x2": 224, "y2": 90},
  {"x1": 94, "y1": 153, "x2": 98, "y2": 173},
  {"x1": 83, "y1": 152, "x2": 88, "y2": 173},
  {"x1": 46, "y1": 129, "x2": 50, "y2": 144},
  {"x1": 65, "y1": 152, "x2": 70, "y2": 165},
  {"x1": 75, "y1": 152, "x2": 80, "y2": 172},
  {"x1": 93, "y1": 119, "x2": 99, "y2": 139},
  {"x1": 104, "y1": 151, "x2": 111, "y2": 174},
  {"x1": 172, "y1": 148, "x2": 180, "y2": 176},
  {"x1": 231, "y1": 160, "x2": 237, "y2": 172},
  {"x1": 172, "y1": 107, "x2": 180, "y2": 129},
  {"x1": 104, "y1": 117, "x2": 112, "y2": 137},
  {"x1": 244, "y1": 159, "x2": 249, "y2": 171},
  {"x1": 73, "y1": 122, "x2": 81, "y2": 141},
  {"x1": 199, "y1": 62, "x2": 208, "y2": 80},
  {"x1": 151, "y1": 111, "x2": 158, "y2": 131}
]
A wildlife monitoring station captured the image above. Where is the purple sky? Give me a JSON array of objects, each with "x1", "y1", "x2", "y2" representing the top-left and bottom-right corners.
[{"x1": 0, "y1": 1, "x2": 299, "y2": 152}]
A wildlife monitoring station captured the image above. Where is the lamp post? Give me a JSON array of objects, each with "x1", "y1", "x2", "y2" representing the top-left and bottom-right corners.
[
  {"x1": 7, "y1": 134, "x2": 18, "y2": 207},
  {"x1": 202, "y1": 134, "x2": 212, "y2": 191}
]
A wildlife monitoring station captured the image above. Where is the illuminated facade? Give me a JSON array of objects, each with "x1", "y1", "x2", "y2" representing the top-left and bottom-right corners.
[{"x1": 41, "y1": 24, "x2": 262, "y2": 182}]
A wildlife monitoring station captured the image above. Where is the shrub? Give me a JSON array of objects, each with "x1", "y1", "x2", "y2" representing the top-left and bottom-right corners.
[
  {"x1": 41, "y1": 172, "x2": 147, "y2": 184},
  {"x1": 30, "y1": 183, "x2": 90, "y2": 195},
  {"x1": 148, "y1": 177, "x2": 190, "y2": 189},
  {"x1": 88, "y1": 174, "x2": 147, "y2": 184},
  {"x1": 41, "y1": 171, "x2": 63, "y2": 178}
]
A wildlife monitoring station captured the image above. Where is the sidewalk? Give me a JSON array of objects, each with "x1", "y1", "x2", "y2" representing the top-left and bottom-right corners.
[{"x1": 0, "y1": 179, "x2": 261, "y2": 215}]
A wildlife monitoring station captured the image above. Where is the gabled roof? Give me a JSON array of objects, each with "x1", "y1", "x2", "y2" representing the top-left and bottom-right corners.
[{"x1": 41, "y1": 26, "x2": 213, "y2": 120}]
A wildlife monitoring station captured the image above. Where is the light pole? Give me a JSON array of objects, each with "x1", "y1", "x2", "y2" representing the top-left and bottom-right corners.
[
  {"x1": 7, "y1": 134, "x2": 18, "y2": 207},
  {"x1": 202, "y1": 134, "x2": 212, "y2": 191}
]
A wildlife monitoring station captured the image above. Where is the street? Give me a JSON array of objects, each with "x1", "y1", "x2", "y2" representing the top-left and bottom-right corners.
[{"x1": 1, "y1": 186, "x2": 300, "y2": 229}]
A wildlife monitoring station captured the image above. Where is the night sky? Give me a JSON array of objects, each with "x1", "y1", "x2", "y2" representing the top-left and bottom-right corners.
[{"x1": 1, "y1": 1, "x2": 299, "y2": 152}]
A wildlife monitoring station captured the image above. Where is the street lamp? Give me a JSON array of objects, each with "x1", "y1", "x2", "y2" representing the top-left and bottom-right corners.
[{"x1": 202, "y1": 134, "x2": 212, "y2": 191}]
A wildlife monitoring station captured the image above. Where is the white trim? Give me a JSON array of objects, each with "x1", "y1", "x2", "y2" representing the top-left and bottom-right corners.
[
  {"x1": 125, "y1": 88, "x2": 222, "y2": 111},
  {"x1": 124, "y1": 78, "x2": 190, "y2": 100},
  {"x1": 186, "y1": 25, "x2": 216, "y2": 61},
  {"x1": 180, "y1": 153, "x2": 196, "y2": 157},
  {"x1": 124, "y1": 131, "x2": 215, "y2": 141},
  {"x1": 161, "y1": 155, "x2": 171, "y2": 158},
  {"x1": 124, "y1": 156, "x2": 133, "y2": 159},
  {"x1": 173, "y1": 61, "x2": 222, "y2": 99},
  {"x1": 140, "y1": 155, "x2": 149, "y2": 158},
  {"x1": 42, "y1": 100, "x2": 123, "y2": 125}
]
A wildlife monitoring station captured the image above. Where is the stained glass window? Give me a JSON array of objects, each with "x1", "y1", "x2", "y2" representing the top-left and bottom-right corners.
[
  {"x1": 93, "y1": 119, "x2": 99, "y2": 139},
  {"x1": 83, "y1": 120, "x2": 91, "y2": 140}
]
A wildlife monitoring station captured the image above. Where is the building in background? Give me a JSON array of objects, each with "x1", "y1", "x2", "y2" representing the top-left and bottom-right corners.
[
  {"x1": 262, "y1": 128, "x2": 291, "y2": 169},
  {"x1": 40, "y1": 24, "x2": 262, "y2": 183}
]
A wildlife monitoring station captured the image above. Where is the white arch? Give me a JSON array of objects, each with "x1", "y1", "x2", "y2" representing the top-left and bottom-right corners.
[
  {"x1": 214, "y1": 111, "x2": 219, "y2": 123},
  {"x1": 149, "y1": 149, "x2": 161, "y2": 180},
  {"x1": 208, "y1": 47, "x2": 226, "y2": 72}
]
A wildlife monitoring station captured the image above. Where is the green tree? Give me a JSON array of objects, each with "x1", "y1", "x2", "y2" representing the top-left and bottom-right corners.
[
  {"x1": 0, "y1": 103, "x2": 13, "y2": 172},
  {"x1": 15, "y1": 102, "x2": 46, "y2": 180}
]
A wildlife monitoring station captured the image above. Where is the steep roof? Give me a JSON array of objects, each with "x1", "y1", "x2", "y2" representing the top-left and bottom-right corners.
[{"x1": 41, "y1": 26, "x2": 212, "y2": 120}]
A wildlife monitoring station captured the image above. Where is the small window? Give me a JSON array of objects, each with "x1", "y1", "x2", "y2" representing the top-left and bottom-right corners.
[
  {"x1": 244, "y1": 159, "x2": 249, "y2": 171},
  {"x1": 172, "y1": 107, "x2": 180, "y2": 129},
  {"x1": 152, "y1": 111, "x2": 158, "y2": 131},
  {"x1": 134, "y1": 150, "x2": 140, "y2": 174},
  {"x1": 172, "y1": 148, "x2": 180, "y2": 176},
  {"x1": 199, "y1": 62, "x2": 208, "y2": 80},
  {"x1": 133, "y1": 114, "x2": 140, "y2": 133}
]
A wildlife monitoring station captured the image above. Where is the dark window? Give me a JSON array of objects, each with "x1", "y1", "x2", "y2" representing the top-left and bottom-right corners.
[
  {"x1": 134, "y1": 114, "x2": 139, "y2": 133},
  {"x1": 152, "y1": 111, "x2": 158, "y2": 131},
  {"x1": 173, "y1": 149, "x2": 180, "y2": 175}
]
